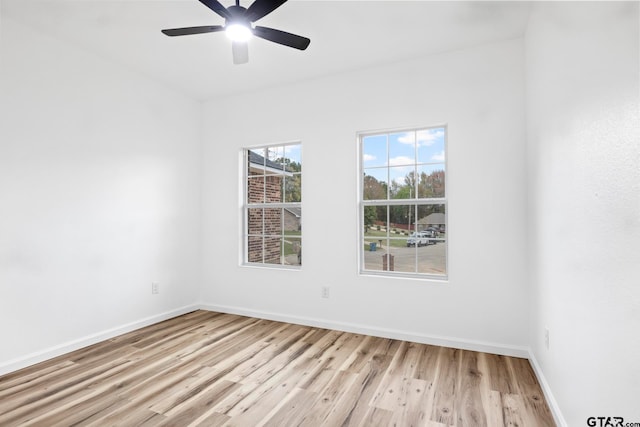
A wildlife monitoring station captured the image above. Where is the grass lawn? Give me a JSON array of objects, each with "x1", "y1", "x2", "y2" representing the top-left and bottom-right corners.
[
  {"x1": 283, "y1": 230, "x2": 301, "y2": 256},
  {"x1": 363, "y1": 229, "x2": 409, "y2": 250}
]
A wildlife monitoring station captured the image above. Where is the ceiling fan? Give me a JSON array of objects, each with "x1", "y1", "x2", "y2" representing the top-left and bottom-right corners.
[{"x1": 161, "y1": 0, "x2": 310, "y2": 65}]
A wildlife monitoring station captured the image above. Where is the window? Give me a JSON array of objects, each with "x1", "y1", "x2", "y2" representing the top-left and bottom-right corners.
[
  {"x1": 359, "y1": 126, "x2": 447, "y2": 279},
  {"x1": 244, "y1": 143, "x2": 302, "y2": 267}
]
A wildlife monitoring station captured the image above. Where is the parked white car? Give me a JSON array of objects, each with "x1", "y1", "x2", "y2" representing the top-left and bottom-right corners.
[{"x1": 407, "y1": 232, "x2": 429, "y2": 247}]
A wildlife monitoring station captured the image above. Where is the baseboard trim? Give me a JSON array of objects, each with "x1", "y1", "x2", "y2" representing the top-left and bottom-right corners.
[
  {"x1": 198, "y1": 303, "x2": 530, "y2": 358},
  {"x1": 528, "y1": 349, "x2": 568, "y2": 427},
  {"x1": 0, "y1": 304, "x2": 199, "y2": 377}
]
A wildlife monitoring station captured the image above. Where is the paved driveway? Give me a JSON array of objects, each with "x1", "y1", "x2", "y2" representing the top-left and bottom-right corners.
[{"x1": 364, "y1": 242, "x2": 446, "y2": 274}]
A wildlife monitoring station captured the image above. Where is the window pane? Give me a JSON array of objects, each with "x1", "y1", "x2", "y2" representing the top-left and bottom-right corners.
[
  {"x1": 416, "y1": 204, "x2": 445, "y2": 233},
  {"x1": 416, "y1": 128, "x2": 445, "y2": 164},
  {"x1": 417, "y1": 165, "x2": 445, "y2": 198},
  {"x1": 284, "y1": 144, "x2": 302, "y2": 172},
  {"x1": 267, "y1": 145, "x2": 285, "y2": 165},
  {"x1": 284, "y1": 208, "x2": 301, "y2": 234},
  {"x1": 363, "y1": 237, "x2": 388, "y2": 271},
  {"x1": 264, "y1": 146, "x2": 286, "y2": 176},
  {"x1": 387, "y1": 242, "x2": 416, "y2": 273},
  {"x1": 248, "y1": 148, "x2": 266, "y2": 172},
  {"x1": 363, "y1": 169, "x2": 388, "y2": 200},
  {"x1": 248, "y1": 236, "x2": 263, "y2": 263},
  {"x1": 264, "y1": 237, "x2": 282, "y2": 265},
  {"x1": 263, "y1": 207, "x2": 282, "y2": 236},
  {"x1": 389, "y1": 204, "x2": 415, "y2": 233},
  {"x1": 389, "y1": 167, "x2": 415, "y2": 199},
  {"x1": 418, "y1": 239, "x2": 446, "y2": 275},
  {"x1": 284, "y1": 237, "x2": 301, "y2": 266},
  {"x1": 381, "y1": 251, "x2": 395, "y2": 272},
  {"x1": 247, "y1": 176, "x2": 265, "y2": 203},
  {"x1": 364, "y1": 205, "x2": 387, "y2": 238},
  {"x1": 264, "y1": 175, "x2": 284, "y2": 203},
  {"x1": 247, "y1": 208, "x2": 263, "y2": 235},
  {"x1": 389, "y1": 131, "x2": 415, "y2": 165},
  {"x1": 363, "y1": 134, "x2": 387, "y2": 167},
  {"x1": 284, "y1": 174, "x2": 301, "y2": 203}
]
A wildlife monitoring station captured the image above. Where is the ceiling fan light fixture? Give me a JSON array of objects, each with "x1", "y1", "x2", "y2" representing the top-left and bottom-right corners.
[
  {"x1": 162, "y1": 0, "x2": 311, "y2": 64},
  {"x1": 225, "y1": 23, "x2": 252, "y2": 42}
]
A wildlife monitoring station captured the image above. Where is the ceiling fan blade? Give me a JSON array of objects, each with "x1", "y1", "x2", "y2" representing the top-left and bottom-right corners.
[
  {"x1": 161, "y1": 25, "x2": 225, "y2": 36},
  {"x1": 199, "y1": 0, "x2": 232, "y2": 19},
  {"x1": 245, "y1": 0, "x2": 288, "y2": 22},
  {"x1": 232, "y1": 41, "x2": 249, "y2": 64},
  {"x1": 253, "y1": 26, "x2": 310, "y2": 50}
]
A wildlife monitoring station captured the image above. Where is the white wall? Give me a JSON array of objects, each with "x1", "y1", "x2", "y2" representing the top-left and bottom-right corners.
[
  {"x1": 202, "y1": 39, "x2": 530, "y2": 354},
  {"x1": 0, "y1": 17, "x2": 202, "y2": 373},
  {"x1": 525, "y1": 2, "x2": 640, "y2": 425}
]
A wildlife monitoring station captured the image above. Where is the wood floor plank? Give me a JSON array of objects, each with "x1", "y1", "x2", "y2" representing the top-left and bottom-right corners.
[
  {"x1": 0, "y1": 310, "x2": 555, "y2": 427},
  {"x1": 384, "y1": 376, "x2": 430, "y2": 426},
  {"x1": 0, "y1": 358, "x2": 134, "y2": 426},
  {"x1": 0, "y1": 360, "x2": 76, "y2": 397},
  {"x1": 484, "y1": 353, "x2": 517, "y2": 394},
  {"x1": 322, "y1": 350, "x2": 394, "y2": 426},
  {"x1": 430, "y1": 346, "x2": 460, "y2": 425},
  {"x1": 154, "y1": 380, "x2": 241, "y2": 423},
  {"x1": 501, "y1": 393, "x2": 528, "y2": 427},
  {"x1": 212, "y1": 331, "x2": 318, "y2": 419},
  {"x1": 190, "y1": 410, "x2": 231, "y2": 427},
  {"x1": 20, "y1": 384, "x2": 128, "y2": 427},
  {"x1": 295, "y1": 369, "x2": 359, "y2": 426},
  {"x1": 355, "y1": 407, "x2": 395, "y2": 427},
  {"x1": 455, "y1": 350, "x2": 487, "y2": 427},
  {"x1": 477, "y1": 354, "x2": 505, "y2": 427},
  {"x1": 260, "y1": 387, "x2": 319, "y2": 427},
  {"x1": 413, "y1": 344, "x2": 440, "y2": 382},
  {"x1": 508, "y1": 357, "x2": 556, "y2": 427}
]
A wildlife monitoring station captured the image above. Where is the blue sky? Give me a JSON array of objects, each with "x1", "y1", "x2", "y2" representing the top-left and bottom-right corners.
[{"x1": 363, "y1": 128, "x2": 445, "y2": 185}]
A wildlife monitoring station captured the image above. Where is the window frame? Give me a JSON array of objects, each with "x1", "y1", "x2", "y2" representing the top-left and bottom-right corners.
[
  {"x1": 358, "y1": 125, "x2": 448, "y2": 281},
  {"x1": 242, "y1": 141, "x2": 302, "y2": 269}
]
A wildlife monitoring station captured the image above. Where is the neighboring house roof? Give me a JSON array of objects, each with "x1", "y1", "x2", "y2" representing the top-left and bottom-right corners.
[
  {"x1": 249, "y1": 150, "x2": 284, "y2": 170},
  {"x1": 248, "y1": 150, "x2": 293, "y2": 176},
  {"x1": 284, "y1": 207, "x2": 302, "y2": 218},
  {"x1": 416, "y1": 212, "x2": 446, "y2": 225}
]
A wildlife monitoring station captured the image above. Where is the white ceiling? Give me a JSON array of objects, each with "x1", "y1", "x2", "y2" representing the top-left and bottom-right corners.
[{"x1": 2, "y1": 0, "x2": 532, "y2": 100}]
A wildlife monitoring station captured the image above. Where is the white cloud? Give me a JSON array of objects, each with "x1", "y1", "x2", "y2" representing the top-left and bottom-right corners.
[
  {"x1": 396, "y1": 129, "x2": 445, "y2": 148},
  {"x1": 389, "y1": 156, "x2": 413, "y2": 166},
  {"x1": 363, "y1": 153, "x2": 376, "y2": 162},
  {"x1": 416, "y1": 128, "x2": 445, "y2": 147},
  {"x1": 397, "y1": 132, "x2": 415, "y2": 145},
  {"x1": 431, "y1": 151, "x2": 445, "y2": 162}
]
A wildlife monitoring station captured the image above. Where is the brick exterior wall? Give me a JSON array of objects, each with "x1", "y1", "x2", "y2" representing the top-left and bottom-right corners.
[{"x1": 248, "y1": 170, "x2": 282, "y2": 264}]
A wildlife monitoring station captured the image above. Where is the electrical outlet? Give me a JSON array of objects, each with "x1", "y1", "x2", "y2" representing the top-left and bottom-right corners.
[
  {"x1": 321, "y1": 286, "x2": 330, "y2": 298},
  {"x1": 544, "y1": 328, "x2": 550, "y2": 350},
  {"x1": 152, "y1": 282, "x2": 160, "y2": 295}
]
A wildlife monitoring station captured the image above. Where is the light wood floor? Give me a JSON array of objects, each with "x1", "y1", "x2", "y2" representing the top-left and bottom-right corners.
[{"x1": 0, "y1": 310, "x2": 555, "y2": 426}]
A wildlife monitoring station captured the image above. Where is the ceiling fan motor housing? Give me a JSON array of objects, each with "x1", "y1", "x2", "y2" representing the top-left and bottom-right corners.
[{"x1": 226, "y1": 5, "x2": 251, "y2": 29}]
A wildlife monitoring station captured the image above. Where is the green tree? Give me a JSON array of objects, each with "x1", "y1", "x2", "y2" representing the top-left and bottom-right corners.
[
  {"x1": 364, "y1": 206, "x2": 377, "y2": 231},
  {"x1": 363, "y1": 174, "x2": 388, "y2": 227},
  {"x1": 417, "y1": 169, "x2": 445, "y2": 198},
  {"x1": 363, "y1": 174, "x2": 387, "y2": 200},
  {"x1": 278, "y1": 158, "x2": 302, "y2": 202}
]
